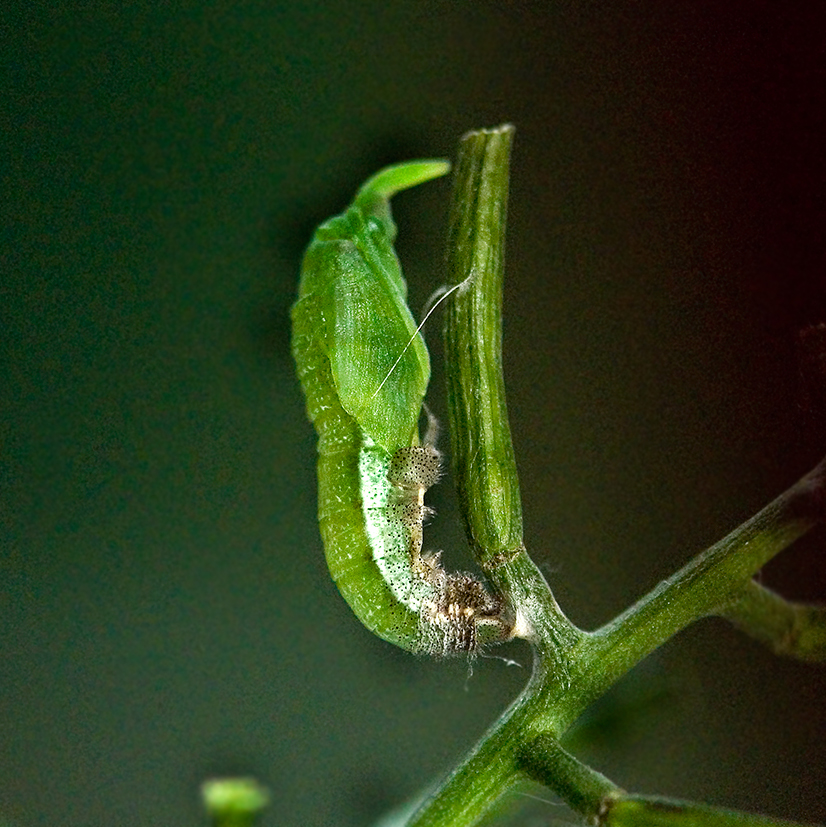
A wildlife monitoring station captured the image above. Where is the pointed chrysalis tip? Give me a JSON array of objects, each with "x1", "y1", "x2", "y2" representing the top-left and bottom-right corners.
[{"x1": 357, "y1": 159, "x2": 451, "y2": 203}]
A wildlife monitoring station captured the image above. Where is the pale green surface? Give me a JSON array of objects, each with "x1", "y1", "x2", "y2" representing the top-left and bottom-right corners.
[{"x1": 296, "y1": 160, "x2": 448, "y2": 453}]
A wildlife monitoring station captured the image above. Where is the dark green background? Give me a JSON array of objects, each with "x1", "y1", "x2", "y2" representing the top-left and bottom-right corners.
[{"x1": 3, "y1": 3, "x2": 825, "y2": 826}]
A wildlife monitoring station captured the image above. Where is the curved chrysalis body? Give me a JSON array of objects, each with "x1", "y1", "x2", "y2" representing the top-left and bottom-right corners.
[{"x1": 291, "y1": 161, "x2": 507, "y2": 655}]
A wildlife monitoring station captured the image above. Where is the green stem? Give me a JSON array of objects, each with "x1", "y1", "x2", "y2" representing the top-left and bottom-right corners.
[
  {"x1": 517, "y1": 734, "x2": 620, "y2": 821},
  {"x1": 516, "y1": 737, "x2": 823, "y2": 827},
  {"x1": 442, "y1": 124, "x2": 582, "y2": 656},
  {"x1": 408, "y1": 125, "x2": 826, "y2": 827},
  {"x1": 443, "y1": 124, "x2": 524, "y2": 569},
  {"x1": 405, "y1": 718, "x2": 523, "y2": 827},
  {"x1": 569, "y1": 460, "x2": 825, "y2": 714},
  {"x1": 603, "y1": 795, "x2": 821, "y2": 827},
  {"x1": 408, "y1": 125, "x2": 585, "y2": 827},
  {"x1": 721, "y1": 579, "x2": 826, "y2": 662}
]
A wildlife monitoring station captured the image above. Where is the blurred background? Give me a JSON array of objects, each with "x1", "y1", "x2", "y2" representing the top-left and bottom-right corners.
[{"x1": 3, "y1": 3, "x2": 825, "y2": 826}]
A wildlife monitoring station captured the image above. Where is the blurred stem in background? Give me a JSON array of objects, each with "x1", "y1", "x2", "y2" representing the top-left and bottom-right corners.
[{"x1": 202, "y1": 778, "x2": 270, "y2": 827}]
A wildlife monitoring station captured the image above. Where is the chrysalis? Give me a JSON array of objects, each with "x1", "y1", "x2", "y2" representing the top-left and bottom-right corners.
[{"x1": 291, "y1": 161, "x2": 508, "y2": 655}]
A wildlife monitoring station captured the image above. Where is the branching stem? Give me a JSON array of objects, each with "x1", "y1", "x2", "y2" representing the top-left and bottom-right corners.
[{"x1": 405, "y1": 126, "x2": 826, "y2": 827}]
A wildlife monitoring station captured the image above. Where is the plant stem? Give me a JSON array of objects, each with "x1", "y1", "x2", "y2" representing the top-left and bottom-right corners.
[
  {"x1": 409, "y1": 124, "x2": 583, "y2": 827},
  {"x1": 410, "y1": 125, "x2": 826, "y2": 827},
  {"x1": 570, "y1": 459, "x2": 826, "y2": 715},
  {"x1": 721, "y1": 579, "x2": 826, "y2": 662},
  {"x1": 442, "y1": 124, "x2": 582, "y2": 656},
  {"x1": 516, "y1": 734, "x2": 620, "y2": 820},
  {"x1": 603, "y1": 795, "x2": 821, "y2": 827},
  {"x1": 443, "y1": 124, "x2": 524, "y2": 570}
]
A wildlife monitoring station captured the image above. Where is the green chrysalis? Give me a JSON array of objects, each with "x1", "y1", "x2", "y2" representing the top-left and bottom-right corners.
[{"x1": 291, "y1": 160, "x2": 508, "y2": 655}]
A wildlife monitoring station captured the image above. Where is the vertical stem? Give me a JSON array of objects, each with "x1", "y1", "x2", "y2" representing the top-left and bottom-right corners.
[
  {"x1": 404, "y1": 125, "x2": 585, "y2": 827},
  {"x1": 444, "y1": 125, "x2": 524, "y2": 568},
  {"x1": 443, "y1": 125, "x2": 581, "y2": 656}
]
